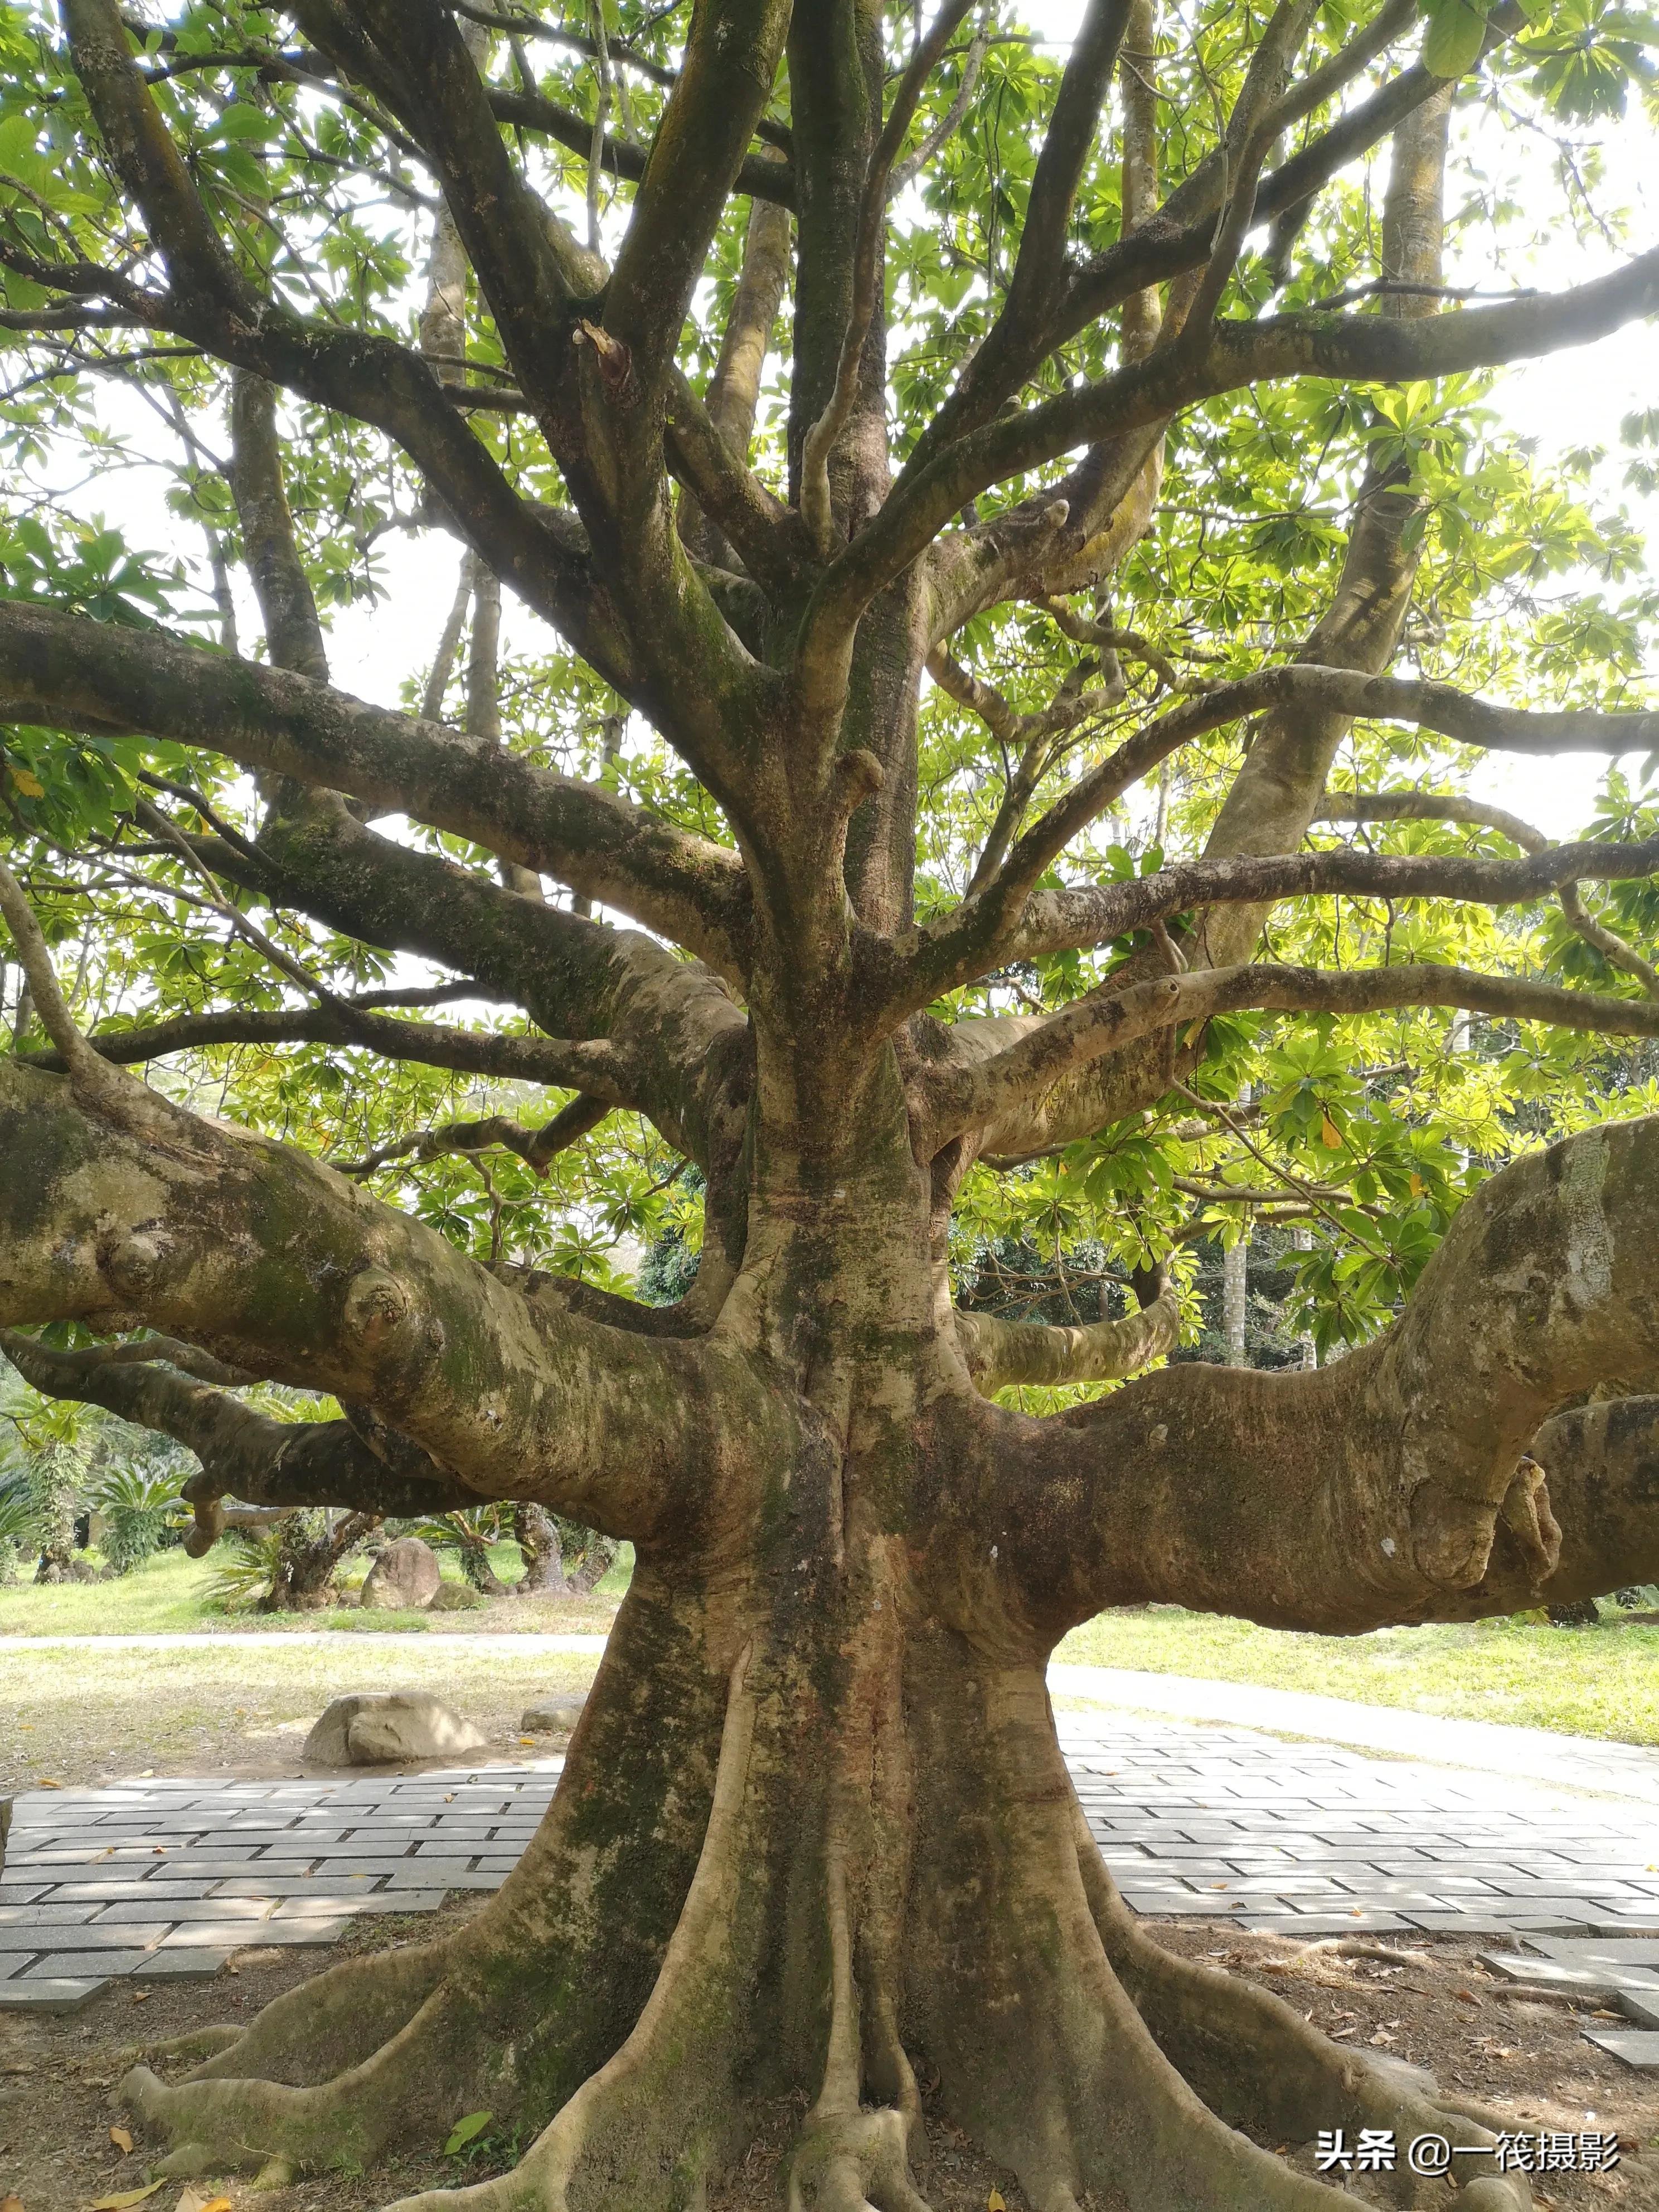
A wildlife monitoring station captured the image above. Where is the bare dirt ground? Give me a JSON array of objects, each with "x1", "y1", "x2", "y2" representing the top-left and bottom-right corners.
[{"x1": 2, "y1": 1914, "x2": 1655, "y2": 2211}]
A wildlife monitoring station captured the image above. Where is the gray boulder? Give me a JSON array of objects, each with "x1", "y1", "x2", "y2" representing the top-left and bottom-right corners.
[
  {"x1": 520, "y1": 1694, "x2": 587, "y2": 1736},
  {"x1": 303, "y1": 1691, "x2": 489, "y2": 1767},
  {"x1": 428, "y1": 1578, "x2": 487, "y2": 1612},
  {"x1": 358, "y1": 1536, "x2": 442, "y2": 1611}
]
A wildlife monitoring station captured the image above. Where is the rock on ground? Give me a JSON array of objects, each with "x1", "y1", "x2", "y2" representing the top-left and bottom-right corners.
[
  {"x1": 428, "y1": 1578, "x2": 488, "y2": 1611},
  {"x1": 521, "y1": 1694, "x2": 588, "y2": 1734},
  {"x1": 303, "y1": 1691, "x2": 490, "y2": 1767},
  {"x1": 358, "y1": 1536, "x2": 443, "y2": 1611}
]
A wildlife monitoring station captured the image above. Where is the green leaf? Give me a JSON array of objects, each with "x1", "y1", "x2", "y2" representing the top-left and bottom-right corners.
[
  {"x1": 445, "y1": 2111, "x2": 493, "y2": 2156},
  {"x1": 1422, "y1": 0, "x2": 1492, "y2": 75},
  {"x1": 208, "y1": 101, "x2": 272, "y2": 143}
]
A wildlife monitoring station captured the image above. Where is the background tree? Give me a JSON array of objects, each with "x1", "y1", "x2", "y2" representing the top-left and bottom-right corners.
[{"x1": 4, "y1": 0, "x2": 1659, "y2": 2205}]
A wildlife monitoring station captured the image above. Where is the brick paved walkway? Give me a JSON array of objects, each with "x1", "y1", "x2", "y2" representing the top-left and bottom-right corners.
[
  {"x1": 4, "y1": 1714, "x2": 1656, "y2": 2017},
  {"x1": 1060, "y1": 1715, "x2": 1659, "y2": 1937}
]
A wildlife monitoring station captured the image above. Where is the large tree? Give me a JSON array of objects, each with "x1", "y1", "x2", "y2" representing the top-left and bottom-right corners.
[{"x1": 4, "y1": 0, "x2": 1659, "y2": 2203}]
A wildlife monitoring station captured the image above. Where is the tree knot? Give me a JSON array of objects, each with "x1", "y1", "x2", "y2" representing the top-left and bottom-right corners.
[
  {"x1": 341, "y1": 1264, "x2": 413, "y2": 1351},
  {"x1": 834, "y1": 748, "x2": 884, "y2": 814},
  {"x1": 102, "y1": 1225, "x2": 179, "y2": 1300},
  {"x1": 573, "y1": 319, "x2": 639, "y2": 408}
]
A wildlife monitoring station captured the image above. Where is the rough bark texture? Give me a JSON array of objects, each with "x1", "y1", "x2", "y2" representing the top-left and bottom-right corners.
[{"x1": 5, "y1": 4, "x2": 1659, "y2": 2208}]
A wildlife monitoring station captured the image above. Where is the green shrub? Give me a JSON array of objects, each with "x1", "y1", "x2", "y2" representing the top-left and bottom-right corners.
[
  {"x1": 205, "y1": 1526, "x2": 287, "y2": 1612},
  {"x1": 93, "y1": 1462, "x2": 187, "y2": 1575}
]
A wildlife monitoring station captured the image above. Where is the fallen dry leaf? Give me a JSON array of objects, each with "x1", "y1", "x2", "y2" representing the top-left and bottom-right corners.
[
  {"x1": 1, "y1": 2192, "x2": 22, "y2": 2212},
  {"x1": 176, "y1": 2192, "x2": 232, "y2": 2212},
  {"x1": 36, "y1": 1779, "x2": 62, "y2": 1790},
  {"x1": 130, "y1": 1991, "x2": 149, "y2": 2004},
  {"x1": 109, "y1": 2124, "x2": 134, "y2": 2153},
  {"x1": 987, "y1": 2194, "x2": 1006, "y2": 2212},
  {"x1": 88, "y1": 2186, "x2": 164, "y2": 2210}
]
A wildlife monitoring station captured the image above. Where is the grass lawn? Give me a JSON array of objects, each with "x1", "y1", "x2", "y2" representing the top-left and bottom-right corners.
[
  {"x1": 0, "y1": 1537, "x2": 629, "y2": 1636},
  {"x1": 9, "y1": 1553, "x2": 1658, "y2": 1773},
  {"x1": 1056, "y1": 1605, "x2": 1659, "y2": 1747},
  {"x1": 0, "y1": 1637, "x2": 604, "y2": 1791}
]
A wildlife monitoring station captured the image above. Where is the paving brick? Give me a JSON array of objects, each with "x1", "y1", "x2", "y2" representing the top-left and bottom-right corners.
[
  {"x1": 1228, "y1": 1913, "x2": 1415, "y2": 1933},
  {"x1": 129, "y1": 1951, "x2": 233, "y2": 1979},
  {"x1": 0, "y1": 1922, "x2": 168, "y2": 1951},
  {"x1": 1479, "y1": 1953, "x2": 1659, "y2": 1999},
  {"x1": 269, "y1": 1893, "x2": 445, "y2": 1918},
  {"x1": 94, "y1": 1898, "x2": 273, "y2": 1925},
  {"x1": 159, "y1": 1919, "x2": 349, "y2": 1949},
  {"x1": 23, "y1": 1950, "x2": 156, "y2": 1977},
  {"x1": 1529, "y1": 1938, "x2": 1659, "y2": 1968},
  {"x1": 1403, "y1": 1913, "x2": 1595, "y2": 1937},
  {"x1": 50, "y1": 1880, "x2": 219, "y2": 1901},
  {"x1": 1583, "y1": 2028, "x2": 1659, "y2": 2069},
  {"x1": 207, "y1": 1875, "x2": 373, "y2": 1898},
  {"x1": 384, "y1": 1870, "x2": 502, "y2": 1891},
  {"x1": 0, "y1": 1977, "x2": 109, "y2": 2010}
]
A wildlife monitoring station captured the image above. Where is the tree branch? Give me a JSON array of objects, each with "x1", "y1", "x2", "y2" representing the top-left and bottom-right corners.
[
  {"x1": 955, "y1": 1277, "x2": 1178, "y2": 1395},
  {"x1": 0, "y1": 1056, "x2": 761, "y2": 1544},
  {"x1": 0, "y1": 601, "x2": 748, "y2": 969},
  {"x1": 21, "y1": 994, "x2": 627, "y2": 1099},
  {"x1": 206, "y1": 799, "x2": 746, "y2": 1167},
  {"x1": 334, "y1": 1093, "x2": 610, "y2": 1179},
  {"x1": 799, "y1": 0, "x2": 977, "y2": 555},
  {"x1": 601, "y1": 0, "x2": 792, "y2": 395},
  {"x1": 895, "y1": 661, "x2": 1659, "y2": 1003},
  {"x1": 963, "y1": 1115, "x2": 1659, "y2": 1640},
  {"x1": 807, "y1": 240, "x2": 1659, "y2": 647},
  {"x1": 677, "y1": 197, "x2": 795, "y2": 573},
  {"x1": 928, "y1": 957, "x2": 1659, "y2": 1153},
  {"x1": 0, "y1": 1328, "x2": 474, "y2": 1531},
  {"x1": 50, "y1": 0, "x2": 633, "y2": 684},
  {"x1": 1317, "y1": 790, "x2": 1659, "y2": 1000},
  {"x1": 487, "y1": 83, "x2": 794, "y2": 208}
]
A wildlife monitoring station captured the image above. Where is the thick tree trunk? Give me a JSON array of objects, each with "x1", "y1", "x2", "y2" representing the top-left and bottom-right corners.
[
  {"x1": 117, "y1": 1131, "x2": 1541, "y2": 2211},
  {"x1": 259, "y1": 1510, "x2": 380, "y2": 1612},
  {"x1": 123, "y1": 1526, "x2": 1528, "y2": 2211},
  {"x1": 513, "y1": 1501, "x2": 566, "y2": 1594}
]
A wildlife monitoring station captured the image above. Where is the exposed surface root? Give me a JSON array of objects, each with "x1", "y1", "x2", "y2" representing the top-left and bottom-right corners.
[
  {"x1": 187, "y1": 1930, "x2": 452, "y2": 2088},
  {"x1": 119, "y1": 1571, "x2": 737, "y2": 2187},
  {"x1": 787, "y1": 1840, "x2": 930, "y2": 2212},
  {"x1": 379, "y1": 1643, "x2": 769, "y2": 2212},
  {"x1": 1074, "y1": 1809, "x2": 1529, "y2": 2209},
  {"x1": 788, "y1": 2106, "x2": 935, "y2": 2212},
  {"x1": 124, "y1": 1971, "x2": 465, "y2": 2173},
  {"x1": 904, "y1": 1648, "x2": 1530, "y2": 2212}
]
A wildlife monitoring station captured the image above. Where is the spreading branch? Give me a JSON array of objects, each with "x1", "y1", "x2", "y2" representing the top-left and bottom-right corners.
[
  {"x1": 0, "y1": 1327, "x2": 475, "y2": 1532},
  {"x1": 971, "y1": 1115, "x2": 1659, "y2": 1639},
  {"x1": 0, "y1": 1055, "x2": 762, "y2": 1544},
  {"x1": 1317, "y1": 789, "x2": 1659, "y2": 1000},
  {"x1": 0, "y1": 600, "x2": 748, "y2": 968},
  {"x1": 804, "y1": 241, "x2": 1659, "y2": 656},
  {"x1": 929, "y1": 958, "x2": 1659, "y2": 1153},
  {"x1": 898, "y1": 661, "x2": 1659, "y2": 1003},
  {"x1": 335, "y1": 1093, "x2": 611, "y2": 1180},
  {"x1": 955, "y1": 1275, "x2": 1179, "y2": 1395}
]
